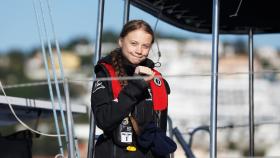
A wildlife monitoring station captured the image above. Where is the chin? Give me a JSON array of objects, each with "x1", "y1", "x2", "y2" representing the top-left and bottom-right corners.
[
  {"x1": 132, "y1": 61, "x2": 141, "y2": 65},
  {"x1": 129, "y1": 58, "x2": 142, "y2": 65},
  {"x1": 135, "y1": 59, "x2": 145, "y2": 65}
]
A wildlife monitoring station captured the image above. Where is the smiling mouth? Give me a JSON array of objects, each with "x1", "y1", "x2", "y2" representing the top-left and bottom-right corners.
[
  {"x1": 134, "y1": 56, "x2": 144, "y2": 61},
  {"x1": 131, "y1": 54, "x2": 142, "y2": 59}
]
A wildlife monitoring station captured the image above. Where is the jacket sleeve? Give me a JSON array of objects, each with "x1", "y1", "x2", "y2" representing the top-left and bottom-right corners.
[
  {"x1": 163, "y1": 79, "x2": 171, "y2": 94},
  {"x1": 91, "y1": 66, "x2": 149, "y2": 132},
  {"x1": 161, "y1": 79, "x2": 170, "y2": 131}
]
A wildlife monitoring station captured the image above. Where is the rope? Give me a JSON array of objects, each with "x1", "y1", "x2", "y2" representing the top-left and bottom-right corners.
[
  {"x1": 229, "y1": 0, "x2": 244, "y2": 17},
  {"x1": 54, "y1": 154, "x2": 64, "y2": 158},
  {"x1": 32, "y1": 0, "x2": 65, "y2": 154},
  {"x1": 0, "y1": 81, "x2": 65, "y2": 137},
  {"x1": 153, "y1": 3, "x2": 163, "y2": 67}
]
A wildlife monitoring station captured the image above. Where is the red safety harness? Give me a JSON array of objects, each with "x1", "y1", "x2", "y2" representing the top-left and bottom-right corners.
[{"x1": 101, "y1": 63, "x2": 168, "y2": 110}]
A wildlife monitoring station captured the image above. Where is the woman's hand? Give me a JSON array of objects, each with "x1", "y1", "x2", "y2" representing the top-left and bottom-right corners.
[{"x1": 134, "y1": 66, "x2": 155, "y2": 82}]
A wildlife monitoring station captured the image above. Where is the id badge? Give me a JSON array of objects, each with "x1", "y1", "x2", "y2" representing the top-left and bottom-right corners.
[
  {"x1": 121, "y1": 132, "x2": 132, "y2": 143},
  {"x1": 120, "y1": 117, "x2": 133, "y2": 143}
]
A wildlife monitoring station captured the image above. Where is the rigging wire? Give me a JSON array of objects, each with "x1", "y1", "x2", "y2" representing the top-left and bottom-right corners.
[
  {"x1": 32, "y1": 0, "x2": 64, "y2": 154},
  {"x1": 45, "y1": 0, "x2": 81, "y2": 156},
  {"x1": 181, "y1": 120, "x2": 280, "y2": 135},
  {"x1": 217, "y1": 120, "x2": 280, "y2": 129},
  {"x1": 38, "y1": 0, "x2": 69, "y2": 147},
  {"x1": 3, "y1": 69, "x2": 280, "y2": 89},
  {"x1": 0, "y1": 81, "x2": 65, "y2": 137}
]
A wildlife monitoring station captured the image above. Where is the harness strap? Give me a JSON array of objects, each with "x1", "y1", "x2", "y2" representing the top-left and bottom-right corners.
[
  {"x1": 150, "y1": 70, "x2": 168, "y2": 110},
  {"x1": 101, "y1": 63, "x2": 168, "y2": 110},
  {"x1": 101, "y1": 63, "x2": 122, "y2": 99}
]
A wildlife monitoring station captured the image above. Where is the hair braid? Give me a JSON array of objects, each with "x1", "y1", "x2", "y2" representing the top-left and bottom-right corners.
[{"x1": 110, "y1": 49, "x2": 128, "y2": 87}]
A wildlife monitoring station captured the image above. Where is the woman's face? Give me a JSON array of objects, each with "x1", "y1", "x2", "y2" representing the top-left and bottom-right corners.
[{"x1": 118, "y1": 29, "x2": 153, "y2": 65}]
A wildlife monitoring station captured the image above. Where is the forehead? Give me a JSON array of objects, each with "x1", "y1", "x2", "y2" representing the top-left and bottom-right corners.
[{"x1": 124, "y1": 29, "x2": 153, "y2": 43}]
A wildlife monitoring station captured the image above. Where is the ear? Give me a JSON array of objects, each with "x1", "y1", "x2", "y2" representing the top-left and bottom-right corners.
[{"x1": 118, "y1": 38, "x2": 123, "y2": 48}]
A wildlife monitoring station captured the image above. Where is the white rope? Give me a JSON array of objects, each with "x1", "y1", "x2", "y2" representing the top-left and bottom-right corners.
[
  {"x1": 54, "y1": 154, "x2": 65, "y2": 158},
  {"x1": 153, "y1": 3, "x2": 163, "y2": 66},
  {"x1": 0, "y1": 81, "x2": 65, "y2": 137}
]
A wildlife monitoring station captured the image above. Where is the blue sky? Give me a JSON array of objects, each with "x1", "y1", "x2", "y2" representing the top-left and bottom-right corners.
[{"x1": 1, "y1": 0, "x2": 280, "y2": 53}]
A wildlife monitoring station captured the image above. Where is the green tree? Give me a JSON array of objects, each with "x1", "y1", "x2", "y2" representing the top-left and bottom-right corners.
[
  {"x1": 65, "y1": 37, "x2": 90, "y2": 50},
  {"x1": 233, "y1": 38, "x2": 247, "y2": 54}
]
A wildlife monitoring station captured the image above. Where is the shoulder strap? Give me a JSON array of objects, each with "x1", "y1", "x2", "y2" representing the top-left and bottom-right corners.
[
  {"x1": 100, "y1": 63, "x2": 122, "y2": 99},
  {"x1": 150, "y1": 69, "x2": 168, "y2": 110},
  {"x1": 101, "y1": 63, "x2": 168, "y2": 111}
]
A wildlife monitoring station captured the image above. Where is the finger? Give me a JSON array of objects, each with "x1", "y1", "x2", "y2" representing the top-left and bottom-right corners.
[
  {"x1": 144, "y1": 72, "x2": 155, "y2": 82},
  {"x1": 139, "y1": 67, "x2": 153, "y2": 76},
  {"x1": 134, "y1": 66, "x2": 140, "y2": 74}
]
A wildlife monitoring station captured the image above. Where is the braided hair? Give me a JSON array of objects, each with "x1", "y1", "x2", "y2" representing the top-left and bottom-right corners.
[{"x1": 110, "y1": 48, "x2": 128, "y2": 87}]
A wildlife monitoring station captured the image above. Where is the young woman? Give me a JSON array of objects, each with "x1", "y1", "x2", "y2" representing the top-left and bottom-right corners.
[{"x1": 91, "y1": 20, "x2": 176, "y2": 158}]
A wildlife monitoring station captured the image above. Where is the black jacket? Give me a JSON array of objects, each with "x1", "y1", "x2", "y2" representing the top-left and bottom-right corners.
[{"x1": 91, "y1": 53, "x2": 170, "y2": 158}]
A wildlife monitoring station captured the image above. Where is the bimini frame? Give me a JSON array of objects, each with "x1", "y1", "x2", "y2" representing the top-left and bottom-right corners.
[
  {"x1": 210, "y1": 1, "x2": 256, "y2": 157},
  {"x1": 88, "y1": 0, "x2": 256, "y2": 157}
]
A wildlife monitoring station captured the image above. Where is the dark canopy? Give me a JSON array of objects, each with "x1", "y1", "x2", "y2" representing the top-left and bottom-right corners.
[{"x1": 130, "y1": 0, "x2": 280, "y2": 34}]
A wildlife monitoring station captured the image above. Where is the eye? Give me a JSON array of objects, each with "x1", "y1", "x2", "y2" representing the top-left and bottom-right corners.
[
  {"x1": 142, "y1": 44, "x2": 151, "y2": 49},
  {"x1": 130, "y1": 41, "x2": 137, "y2": 46}
]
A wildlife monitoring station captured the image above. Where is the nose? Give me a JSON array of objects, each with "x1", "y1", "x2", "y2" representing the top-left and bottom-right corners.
[{"x1": 135, "y1": 45, "x2": 142, "y2": 55}]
